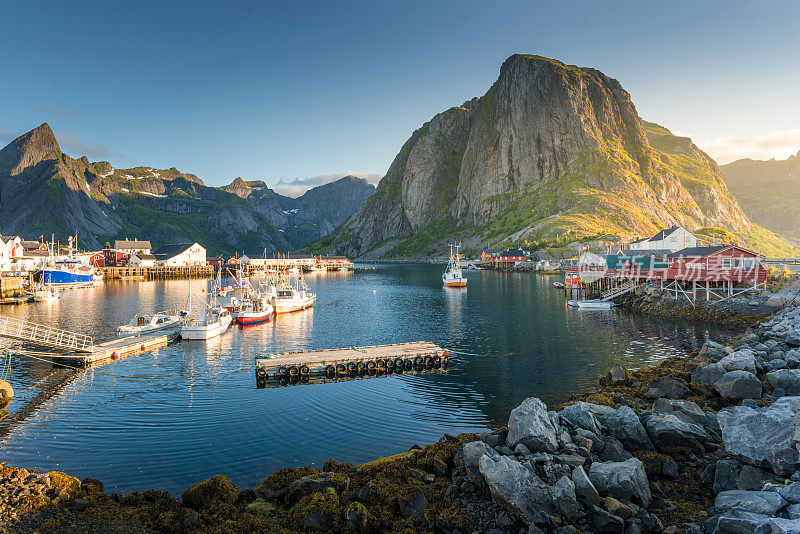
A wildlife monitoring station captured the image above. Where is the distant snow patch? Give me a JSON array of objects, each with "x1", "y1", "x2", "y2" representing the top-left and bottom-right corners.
[
  {"x1": 140, "y1": 191, "x2": 167, "y2": 198},
  {"x1": 120, "y1": 187, "x2": 129, "y2": 192},
  {"x1": 282, "y1": 208, "x2": 299, "y2": 214}
]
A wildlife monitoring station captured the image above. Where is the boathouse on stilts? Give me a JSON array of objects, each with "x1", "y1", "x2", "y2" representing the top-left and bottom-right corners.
[{"x1": 565, "y1": 245, "x2": 768, "y2": 303}]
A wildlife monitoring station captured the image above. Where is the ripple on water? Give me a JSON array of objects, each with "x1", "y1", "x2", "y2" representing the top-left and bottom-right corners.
[{"x1": 0, "y1": 265, "x2": 724, "y2": 493}]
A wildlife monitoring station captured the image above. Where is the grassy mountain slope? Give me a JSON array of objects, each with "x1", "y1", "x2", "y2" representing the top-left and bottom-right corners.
[{"x1": 316, "y1": 55, "x2": 791, "y2": 259}]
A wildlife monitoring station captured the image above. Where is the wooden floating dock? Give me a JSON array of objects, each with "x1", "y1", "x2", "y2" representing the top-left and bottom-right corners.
[
  {"x1": 255, "y1": 341, "x2": 449, "y2": 382},
  {"x1": 257, "y1": 366, "x2": 446, "y2": 388},
  {"x1": 54, "y1": 331, "x2": 179, "y2": 366}
]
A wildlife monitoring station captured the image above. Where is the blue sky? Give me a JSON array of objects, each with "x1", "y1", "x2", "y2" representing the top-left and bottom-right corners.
[{"x1": 2, "y1": 1, "x2": 799, "y2": 193}]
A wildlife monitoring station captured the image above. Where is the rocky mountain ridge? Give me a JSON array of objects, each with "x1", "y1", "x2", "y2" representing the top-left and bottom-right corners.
[
  {"x1": 316, "y1": 54, "x2": 788, "y2": 259},
  {"x1": 721, "y1": 151, "x2": 800, "y2": 242},
  {"x1": 0, "y1": 124, "x2": 375, "y2": 254}
]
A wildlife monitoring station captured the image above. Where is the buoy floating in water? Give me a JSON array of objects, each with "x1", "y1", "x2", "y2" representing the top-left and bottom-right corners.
[
  {"x1": 0, "y1": 380, "x2": 14, "y2": 410},
  {"x1": 373, "y1": 290, "x2": 376, "y2": 294},
  {"x1": 112, "y1": 351, "x2": 120, "y2": 361}
]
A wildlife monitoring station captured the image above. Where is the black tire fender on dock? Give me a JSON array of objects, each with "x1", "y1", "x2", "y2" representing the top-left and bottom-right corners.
[
  {"x1": 278, "y1": 365, "x2": 289, "y2": 376},
  {"x1": 366, "y1": 360, "x2": 376, "y2": 370},
  {"x1": 414, "y1": 356, "x2": 424, "y2": 367},
  {"x1": 300, "y1": 364, "x2": 310, "y2": 375},
  {"x1": 256, "y1": 367, "x2": 267, "y2": 378},
  {"x1": 288, "y1": 365, "x2": 300, "y2": 376},
  {"x1": 347, "y1": 362, "x2": 357, "y2": 372},
  {"x1": 326, "y1": 365, "x2": 336, "y2": 378},
  {"x1": 394, "y1": 357, "x2": 404, "y2": 369},
  {"x1": 336, "y1": 363, "x2": 347, "y2": 375},
  {"x1": 404, "y1": 359, "x2": 413, "y2": 370}
]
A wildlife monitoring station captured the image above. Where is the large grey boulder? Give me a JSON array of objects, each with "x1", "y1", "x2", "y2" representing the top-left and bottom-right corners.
[
  {"x1": 558, "y1": 402, "x2": 615, "y2": 435},
  {"x1": 571, "y1": 465, "x2": 599, "y2": 507},
  {"x1": 588, "y1": 458, "x2": 651, "y2": 507},
  {"x1": 718, "y1": 397, "x2": 800, "y2": 476},
  {"x1": 646, "y1": 376, "x2": 690, "y2": 399},
  {"x1": 715, "y1": 489, "x2": 787, "y2": 515},
  {"x1": 703, "y1": 509, "x2": 771, "y2": 534},
  {"x1": 644, "y1": 412, "x2": 710, "y2": 454},
  {"x1": 507, "y1": 397, "x2": 559, "y2": 453},
  {"x1": 714, "y1": 370, "x2": 762, "y2": 400},
  {"x1": 651, "y1": 398, "x2": 719, "y2": 434},
  {"x1": 454, "y1": 440, "x2": 498, "y2": 487},
  {"x1": 766, "y1": 369, "x2": 800, "y2": 395},
  {"x1": 598, "y1": 406, "x2": 653, "y2": 451},
  {"x1": 769, "y1": 518, "x2": 800, "y2": 534},
  {"x1": 779, "y1": 482, "x2": 800, "y2": 504},
  {"x1": 692, "y1": 362, "x2": 726, "y2": 384},
  {"x1": 550, "y1": 475, "x2": 580, "y2": 522},
  {"x1": 478, "y1": 454, "x2": 552, "y2": 523},
  {"x1": 719, "y1": 351, "x2": 758, "y2": 374}
]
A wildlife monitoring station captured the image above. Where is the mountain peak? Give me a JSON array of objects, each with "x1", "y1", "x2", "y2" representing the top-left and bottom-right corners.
[{"x1": 0, "y1": 123, "x2": 61, "y2": 176}]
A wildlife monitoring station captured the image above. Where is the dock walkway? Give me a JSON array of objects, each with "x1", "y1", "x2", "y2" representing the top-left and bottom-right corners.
[{"x1": 255, "y1": 341, "x2": 448, "y2": 381}]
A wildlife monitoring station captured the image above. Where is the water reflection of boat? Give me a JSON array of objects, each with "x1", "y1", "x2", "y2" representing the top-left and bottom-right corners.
[{"x1": 553, "y1": 281, "x2": 565, "y2": 289}]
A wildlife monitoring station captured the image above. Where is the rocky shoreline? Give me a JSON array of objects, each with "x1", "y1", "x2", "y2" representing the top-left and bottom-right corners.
[{"x1": 4, "y1": 303, "x2": 800, "y2": 533}]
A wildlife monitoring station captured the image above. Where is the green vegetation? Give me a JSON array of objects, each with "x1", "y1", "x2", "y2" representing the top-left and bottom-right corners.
[{"x1": 386, "y1": 216, "x2": 465, "y2": 257}]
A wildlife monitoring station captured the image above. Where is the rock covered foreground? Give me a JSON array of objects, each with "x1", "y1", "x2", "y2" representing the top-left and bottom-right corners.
[{"x1": 5, "y1": 304, "x2": 800, "y2": 533}]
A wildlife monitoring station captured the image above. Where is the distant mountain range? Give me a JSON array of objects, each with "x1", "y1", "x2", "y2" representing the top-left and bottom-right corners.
[
  {"x1": 312, "y1": 54, "x2": 795, "y2": 259},
  {"x1": 721, "y1": 151, "x2": 800, "y2": 243},
  {"x1": 0, "y1": 124, "x2": 375, "y2": 255}
]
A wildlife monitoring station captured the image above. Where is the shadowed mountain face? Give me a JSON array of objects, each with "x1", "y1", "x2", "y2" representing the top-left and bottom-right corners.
[
  {"x1": 315, "y1": 54, "x2": 782, "y2": 260},
  {"x1": 721, "y1": 151, "x2": 800, "y2": 242},
  {"x1": 0, "y1": 125, "x2": 374, "y2": 254}
]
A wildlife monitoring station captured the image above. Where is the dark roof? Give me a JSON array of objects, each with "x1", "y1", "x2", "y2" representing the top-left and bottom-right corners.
[
  {"x1": 135, "y1": 254, "x2": 157, "y2": 260},
  {"x1": 21, "y1": 240, "x2": 42, "y2": 248},
  {"x1": 152, "y1": 243, "x2": 197, "y2": 259},
  {"x1": 115, "y1": 240, "x2": 152, "y2": 249},
  {"x1": 667, "y1": 245, "x2": 728, "y2": 258},
  {"x1": 649, "y1": 227, "x2": 680, "y2": 242},
  {"x1": 629, "y1": 237, "x2": 649, "y2": 244},
  {"x1": 500, "y1": 249, "x2": 527, "y2": 257},
  {"x1": 321, "y1": 255, "x2": 349, "y2": 260},
  {"x1": 621, "y1": 248, "x2": 673, "y2": 257}
]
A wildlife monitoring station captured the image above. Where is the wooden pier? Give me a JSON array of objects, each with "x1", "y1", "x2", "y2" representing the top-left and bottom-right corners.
[
  {"x1": 255, "y1": 342, "x2": 449, "y2": 382},
  {"x1": 54, "y1": 331, "x2": 179, "y2": 366},
  {"x1": 103, "y1": 265, "x2": 214, "y2": 280}
]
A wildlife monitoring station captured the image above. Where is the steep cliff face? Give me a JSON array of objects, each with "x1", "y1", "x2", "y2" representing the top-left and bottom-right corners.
[
  {"x1": 722, "y1": 151, "x2": 800, "y2": 241},
  {"x1": 0, "y1": 124, "x2": 373, "y2": 253},
  {"x1": 322, "y1": 55, "x2": 754, "y2": 258}
]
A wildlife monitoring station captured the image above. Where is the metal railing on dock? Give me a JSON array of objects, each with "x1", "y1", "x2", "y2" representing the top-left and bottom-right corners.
[{"x1": 0, "y1": 315, "x2": 94, "y2": 352}]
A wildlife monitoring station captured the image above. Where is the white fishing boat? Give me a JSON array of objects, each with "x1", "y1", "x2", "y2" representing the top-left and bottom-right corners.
[
  {"x1": 567, "y1": 299, "x2": 614, "y2": 310},
  {"x1": 181, "y1": 306, "x2": 232, "y2": 339},
  {"x1": 287, "y1": 267, "x2": 300, "y2": 275},
  {"x1": 308, "y1": 264, "x2": 327, "y2": 272},
  {"x1": 442, "y1": 243, "x2": 467, "y2": 288},
  {"x1": 274, "y1": 277, "x2": 315, "y2": 313},
  {"x1": 118, "y1": 312, "x2": 182, "y2": 336},
  {"x1": 33, "y1": 285, "x2": 59, "y2": 302},
  {"x1": 180, "y1": 266, "x2": 233, "y2": 340}
]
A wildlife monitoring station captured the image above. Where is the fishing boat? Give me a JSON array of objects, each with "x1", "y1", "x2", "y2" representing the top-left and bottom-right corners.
[
  {"x1": 567, "y1": 299, "x2": 614, "y2": 310},
  {"x1": 308, "y1": 264, "x2": 327, "y2": 272},
  {"x1": 553, "y1": 281, "x2": 566, "y2": 289},
  {"x1": 287, "y1": 267, "x2": 300, "y2": 275},
  {"x1": 33, "y1": 236, "x2": 95, "y2": 288},
  {"x1": 118, "y1": 312, "x2": 182, "y2": 336},
  {"x1": 181, "y1": 306, "x2": 233, "y2": 339},
  {"x1": 180, "y1": 266, "x2": 233, "y2": 340},
  {"x1": 442, "y1": 243, "x2": 467, "y2": 288},
  {"x1": 274, "y1": 276, "x2": 315, "y2": 313},
  {"x1": 231, "y1": 283, "x2": 276, "y2": 325},
  {"x1": 33, "y1": 285, "x2": 59, "y2": 302}
]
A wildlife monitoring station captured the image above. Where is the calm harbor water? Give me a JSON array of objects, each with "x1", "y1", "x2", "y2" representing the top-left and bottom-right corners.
[{"x1": 0, "y1": 264, "x2": 724, "y2": 494}]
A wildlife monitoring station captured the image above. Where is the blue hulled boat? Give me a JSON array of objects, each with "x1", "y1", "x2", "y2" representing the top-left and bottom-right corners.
[{"x1": 34, "y1": 261, "x2": 95, "y2": 287}]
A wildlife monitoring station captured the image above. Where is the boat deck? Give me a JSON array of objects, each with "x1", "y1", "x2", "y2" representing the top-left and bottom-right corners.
[{"x1": 255, "y1": 341, "x2": 448, "y2": 383}]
